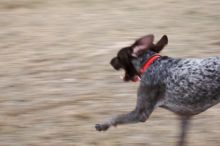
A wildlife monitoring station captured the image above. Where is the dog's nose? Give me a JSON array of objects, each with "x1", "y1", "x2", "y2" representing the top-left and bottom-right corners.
[{"x1": 110, "y1": 57, "x2": 121, "y2": 70}]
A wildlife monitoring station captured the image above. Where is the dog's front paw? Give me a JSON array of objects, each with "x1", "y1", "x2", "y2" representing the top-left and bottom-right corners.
[{"x1": 95, "y1": 123, "x2": 110, "y2": 131}]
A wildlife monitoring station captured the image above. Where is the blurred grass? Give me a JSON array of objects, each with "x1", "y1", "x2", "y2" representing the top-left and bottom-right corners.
[
  {"x1": 0, "y1": 0, "x2": 46, "y2": 9},
  {"x1": 0, "y1": 0, "x2": 220, "y2": 146}
]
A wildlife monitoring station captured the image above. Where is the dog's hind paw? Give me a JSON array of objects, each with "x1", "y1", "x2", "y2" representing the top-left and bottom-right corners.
[{"x1": 95, "y1": 123, "x2": 110, "y2": 131}]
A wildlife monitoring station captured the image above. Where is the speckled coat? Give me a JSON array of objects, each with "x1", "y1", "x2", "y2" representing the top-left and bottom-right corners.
[
  {"x1": 135, "y1": 50, "x2": 220, "y2": 116},
  {"x1": 95, "y1": 35, "x2": 220, "y2": 146}
]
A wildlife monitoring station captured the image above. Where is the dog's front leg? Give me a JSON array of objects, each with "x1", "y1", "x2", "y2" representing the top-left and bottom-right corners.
[
  {"x1": 95, "y1": 109, "x2": 141, "y2": 131},
  {"x1": 95, "y1": 85, "x2": 158, "y2": 131}
]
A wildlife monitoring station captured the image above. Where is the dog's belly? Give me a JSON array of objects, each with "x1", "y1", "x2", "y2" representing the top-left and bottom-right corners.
[
  {"x1": 159, "y1": 97, "x2": 220, "y2": 115},
  {"x1": 159, "y1": 88, "x2": 220, "y2": 115},
  {"x1": 161, "y1": 79, "x2": 220, "y2": 115}
]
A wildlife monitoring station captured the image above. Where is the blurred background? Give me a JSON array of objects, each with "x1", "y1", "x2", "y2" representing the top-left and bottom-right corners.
[{"x1": 0, "y1": 0, "x2": 220, "y2": 146}]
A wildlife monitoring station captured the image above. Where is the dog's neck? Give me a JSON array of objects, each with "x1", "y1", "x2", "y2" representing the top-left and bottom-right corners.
[{"x1": 131, "y1": 50, "x2": 159, "y2": 73}]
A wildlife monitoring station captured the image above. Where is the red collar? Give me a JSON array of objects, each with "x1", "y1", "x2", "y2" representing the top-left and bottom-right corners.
[{"x1": 139, "y1": 54, "x2": 160, "y2": 74}]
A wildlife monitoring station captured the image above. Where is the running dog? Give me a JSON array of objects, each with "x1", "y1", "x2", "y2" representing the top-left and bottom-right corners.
[{"x1": 95, "y1": 34, "x2": 220, "y2": 146}]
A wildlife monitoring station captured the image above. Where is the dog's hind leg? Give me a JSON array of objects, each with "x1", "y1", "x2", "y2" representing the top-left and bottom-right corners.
[{"x1": 178, "y1": 116, "x2": 191, "y2": 146}]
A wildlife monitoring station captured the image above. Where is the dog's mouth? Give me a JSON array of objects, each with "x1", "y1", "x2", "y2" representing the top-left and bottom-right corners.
[
  {"x1": 121, "y1": 72, "x2": 140, "y2": 82},
  {"x1": 110, "y1": 57, "x2": 140, "y2": 82}
]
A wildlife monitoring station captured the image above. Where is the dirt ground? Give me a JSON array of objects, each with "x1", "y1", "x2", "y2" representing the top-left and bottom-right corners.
[{"x1": 0, "y1": 0, "x2": 220, "y2": 146}]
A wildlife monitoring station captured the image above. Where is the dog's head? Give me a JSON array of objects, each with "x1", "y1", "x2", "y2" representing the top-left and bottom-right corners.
[{"x1": 110, "y1": 34, "x2": 168, "y2": 82}]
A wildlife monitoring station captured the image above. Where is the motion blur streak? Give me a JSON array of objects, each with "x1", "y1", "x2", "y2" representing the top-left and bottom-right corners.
[{"x1": 0, "y1": 0, "x2": 219, "y2": 146}]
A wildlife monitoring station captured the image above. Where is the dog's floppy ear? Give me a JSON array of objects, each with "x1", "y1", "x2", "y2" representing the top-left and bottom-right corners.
[
  {"x1": 110, "y1": 57, "x2": 122, "y2": 70},
  {"x1": 132, "y1": 34, "x2": 154, "y2": 57},
  {"x1": 151, "y1": 35, "x2": 168, "y2": 53}
]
